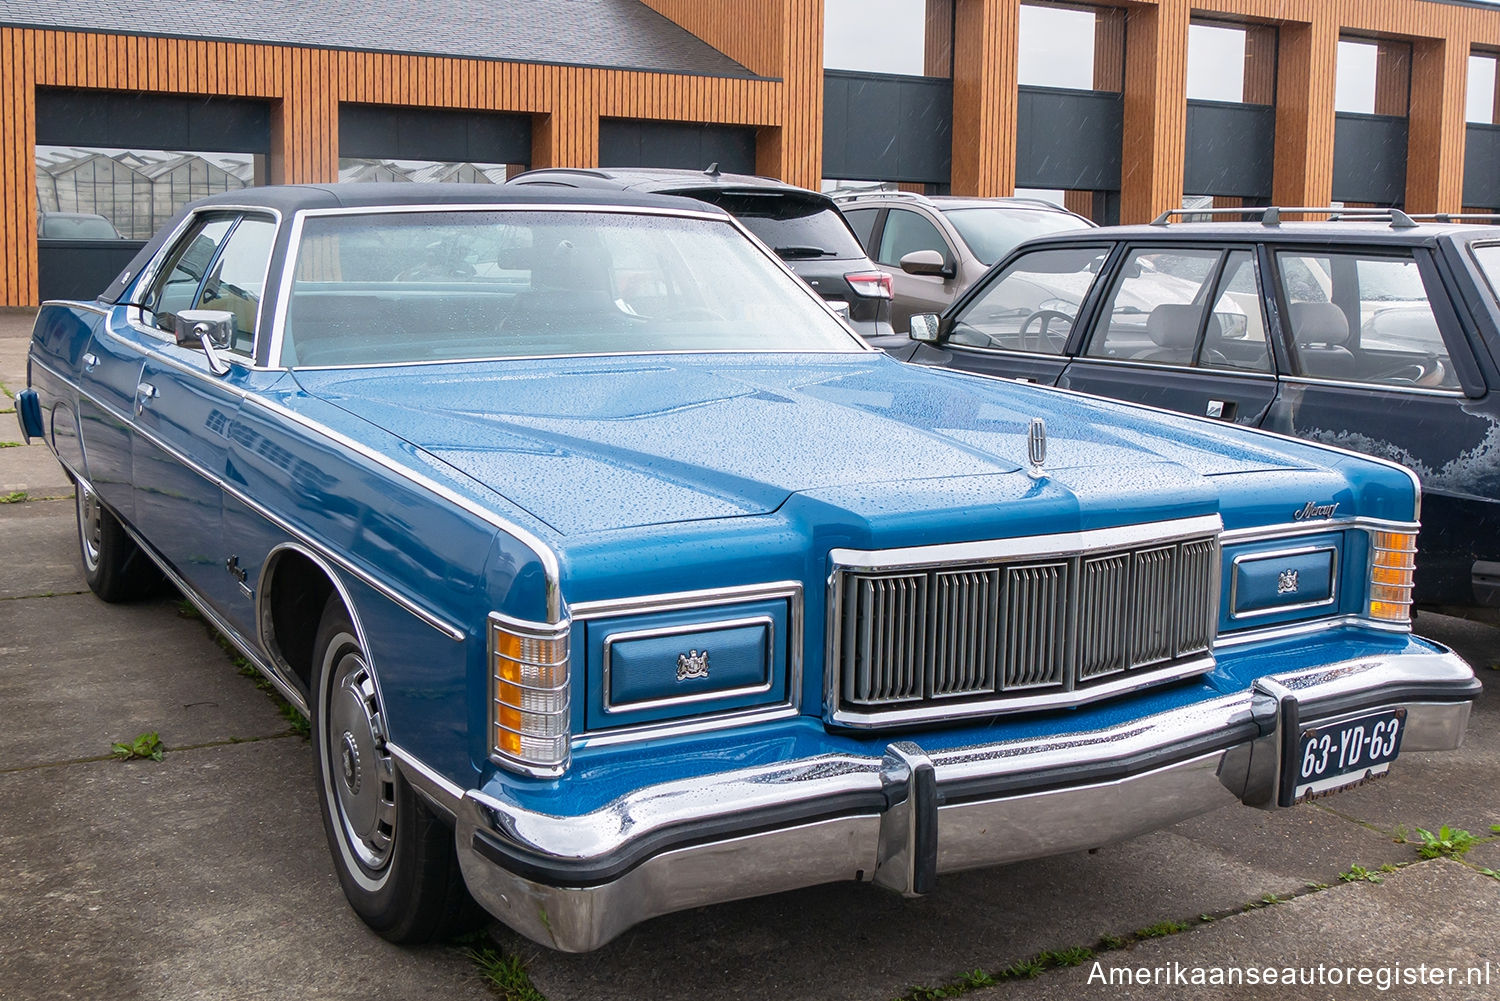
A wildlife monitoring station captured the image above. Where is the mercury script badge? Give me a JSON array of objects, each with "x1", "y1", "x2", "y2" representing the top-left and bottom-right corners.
[
  {"x1": 1293, "y1": 501, "x2": 1339, "y2": 521},
  {"x1": 1027, "y1": 418, "x2": 1047, "y2": 478}
]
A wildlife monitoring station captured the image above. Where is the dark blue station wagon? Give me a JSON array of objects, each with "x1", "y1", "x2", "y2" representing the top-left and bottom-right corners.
[{"x1": 889, "y1": 209, "x2": 1500, "y2": 610}]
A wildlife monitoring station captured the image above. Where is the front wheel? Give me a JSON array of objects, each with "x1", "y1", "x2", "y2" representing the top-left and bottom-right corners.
[
  {"x1": 75, "y1": 481, "x2": 161, "y2": 602},
  {"x1": 310, "y1": 595, "x2": 481, "y2": 943}
]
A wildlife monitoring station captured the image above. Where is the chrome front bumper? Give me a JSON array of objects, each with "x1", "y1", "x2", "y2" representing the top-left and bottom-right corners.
[{"x1": 445, "y1": 650, "x2": 1477, "y2": 952}]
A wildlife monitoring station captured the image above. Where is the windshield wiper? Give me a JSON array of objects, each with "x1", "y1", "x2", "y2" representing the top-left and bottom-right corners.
[{"x1": 773, "y1": 245, "x2": 836, "y2": 259}]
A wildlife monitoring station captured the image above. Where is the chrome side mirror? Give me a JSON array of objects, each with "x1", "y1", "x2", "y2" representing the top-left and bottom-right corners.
[
  {"x1": 174, "y1": 309, "x2": 235, "y2": 376},
  {"x1": 909, "y1": 313, "x2": 942, "y2": 343}
]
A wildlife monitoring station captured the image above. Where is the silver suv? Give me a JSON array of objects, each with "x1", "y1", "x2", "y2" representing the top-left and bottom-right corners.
[{"x1": 832, "y1": 190, "x2": 1093, "y2": 333}]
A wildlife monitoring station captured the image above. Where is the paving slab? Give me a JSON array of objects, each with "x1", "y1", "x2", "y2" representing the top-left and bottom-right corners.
[
  {"x1": 0, "y1": 592, "x2": 291, "y2": 768},
  {"x1": 0, "y1": 441, "x2": 74, "y2": 498},
  {"x1": 0, "y1": 497, "x2": 84, "y2": 599},
  {"x1": 0, "y1": 740, "x2": 495, "y2": 1001},
  {"x1": 994, "y1": 859, "x2": 1500, "y2": 1001}
]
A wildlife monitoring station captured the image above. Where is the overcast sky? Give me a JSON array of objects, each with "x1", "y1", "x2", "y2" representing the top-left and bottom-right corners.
[{"x1": 824, "y1": 0, "x2": 1498, "y2": 123}]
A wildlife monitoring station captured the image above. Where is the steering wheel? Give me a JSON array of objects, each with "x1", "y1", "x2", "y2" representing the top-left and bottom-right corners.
[
  {"x1": 1018, "y1": 309, "x2": 1074, "y2": 353},
  {"x1": 1369, "y1": 354, "x2": 1444, "y2": 387}
]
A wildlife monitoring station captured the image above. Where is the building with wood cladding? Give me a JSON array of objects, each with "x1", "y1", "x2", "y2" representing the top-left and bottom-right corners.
[{"x1": 3, "y1": 0, "x2": 1500, "y2": 305}]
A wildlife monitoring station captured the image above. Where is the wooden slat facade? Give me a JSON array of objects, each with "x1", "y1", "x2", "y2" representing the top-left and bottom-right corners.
[{"x1": 6, "y1": 0, "x2": 1500, "y2": 305}]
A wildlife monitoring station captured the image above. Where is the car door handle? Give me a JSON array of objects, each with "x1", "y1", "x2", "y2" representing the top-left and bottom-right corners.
[
  {"x1": 135, "y1": 382, "x2": 158, "y2": 413},
  {"x1": 81, "y1": 352, "x2": 99, "y2": 371}
]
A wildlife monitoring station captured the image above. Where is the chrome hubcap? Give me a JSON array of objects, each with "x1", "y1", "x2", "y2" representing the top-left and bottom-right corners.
[
  {"x1": 77, "y1": 485, "x2": 102, "y2": 573},
  {"x1": 325, "y1": 651, "x2": 395, "y2": 872}
]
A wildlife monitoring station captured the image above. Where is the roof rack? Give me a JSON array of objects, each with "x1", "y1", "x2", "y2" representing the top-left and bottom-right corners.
[
  {"x1": 1404, "y1": 212, "x2": 1500, "y2": 224},
  {"x1": 828, "y1": 188, "x2": 935, "y2": 206},
  {"x1": 1149, "y1": 206, "x2": 1419, "y2": 229}
]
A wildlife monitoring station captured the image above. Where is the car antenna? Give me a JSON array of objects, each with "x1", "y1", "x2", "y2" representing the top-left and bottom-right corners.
[{"x1": 704, "y1": 162, "x2": 720, "y2": 178}]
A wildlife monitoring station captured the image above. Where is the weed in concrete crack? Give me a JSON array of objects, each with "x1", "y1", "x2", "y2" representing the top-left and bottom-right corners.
[
  {"x1": 468, "y1": 946, "x2": 546, "y2": 1001},
  {"x1": 0, "y1": 382, "x2": 13, "y2": 400},
  {"x1": 957, "y1": 969, "x2": 996, "y2": 988},
  {"x1": 174, "y1": 599, "x2": 202, "y2": 620},
  {"x1": 0, "y1": 491, "x2": 27, "y2": 503},
  {"x1": 1414, "y1": 825, "x2": 1479, "y2": 859},
  {"x1": 1477, "y1": 867, "x2": 1500, "y2": 881},
  {"x1": 111, "y1": 731, "x2": 165, "y2": 762},
  {"x1": 1339, "y1": 864, "x2": 1385, "y2": 884},
  {"x1": 1391, "y1": 824, "x2": 1409, "y2": 844},
  {"x1": 0, "y1": 441, "x2": 21, "y2": 448},
  {"x1": 279, "y1": 702, "x2": 310, "y2": 737},
  {"x1": 1098, "y1": 933, "x2": 1127, "y2": 950},
  {"x1": 1135, "y1": 920, "x2": 1189, "y2": 938},
  {"x1": 1306, "y1": 881, "x2": 1331, "y2": 890}
]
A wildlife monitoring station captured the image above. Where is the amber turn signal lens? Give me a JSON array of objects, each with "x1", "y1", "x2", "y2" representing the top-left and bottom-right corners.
[{"x1": 1368, "y1": 531, "x2": 1417, "y2": 624}]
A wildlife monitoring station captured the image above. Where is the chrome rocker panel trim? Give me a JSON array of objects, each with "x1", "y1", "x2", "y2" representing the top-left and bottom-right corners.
[{"x1": 451, "y1": 649, "x2": 1476, "y2": 952}]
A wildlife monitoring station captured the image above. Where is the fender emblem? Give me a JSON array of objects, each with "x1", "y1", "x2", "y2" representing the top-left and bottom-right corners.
[
  {"x1": 1293, "y1": 501, "x2": 1339, "y2": 521},
  {"x1": 676, "y1": 650, "x2": 710, "y2": 682}
]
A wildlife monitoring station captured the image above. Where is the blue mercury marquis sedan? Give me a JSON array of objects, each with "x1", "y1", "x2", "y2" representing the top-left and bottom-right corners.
[{"x1": 16, "y1": 185, "x2": 1480, "y2": 951}]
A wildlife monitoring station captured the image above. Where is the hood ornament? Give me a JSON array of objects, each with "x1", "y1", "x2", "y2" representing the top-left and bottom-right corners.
[{"x1": 1027, "y1": 418, "x2": 1047, "y2": 478}]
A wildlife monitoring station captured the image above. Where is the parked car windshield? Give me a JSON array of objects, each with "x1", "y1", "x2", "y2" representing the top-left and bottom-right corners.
[
  {"x1": 40, "y1": 213, "x2": 122, "y2": 240},
  {"x1": 944, "y1": 207, "x2": 1093, "y2": 266},
  {"x1": 281, "y1": 210, "x2": 862, "y2": 367},
  {"x1": 672, "y1": 190, "x2": 867, "y2": 260}
]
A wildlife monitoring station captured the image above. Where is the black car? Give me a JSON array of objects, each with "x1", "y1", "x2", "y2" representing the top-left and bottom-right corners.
[
  {"x1": 509, "y1": 166, "x2": 894, "y2": 336},
  {"x1": 891, "y1": 208, "x2": 1500, "y2": 609}
]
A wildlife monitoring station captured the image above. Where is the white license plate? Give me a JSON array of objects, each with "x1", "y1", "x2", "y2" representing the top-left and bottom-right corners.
[{"x1": 1292, "y1": 708, "x2": 1406, "y2": 802}]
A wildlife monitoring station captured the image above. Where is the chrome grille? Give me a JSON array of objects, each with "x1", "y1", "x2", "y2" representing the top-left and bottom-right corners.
[{"x1": 834, "y1": 529, "x2": 1220, "y2": 719}]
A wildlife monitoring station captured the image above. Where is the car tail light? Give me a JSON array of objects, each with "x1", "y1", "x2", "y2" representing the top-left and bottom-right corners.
[
  {"x1": 489, "y1": 613, "x2": 570, "y2": 775},
  {"x1": 1368, "y1": 530, "x2": 1417, "y2": 623},
  {"x1": 845, "y1": 270, "x2": 893, "y2": 299}
]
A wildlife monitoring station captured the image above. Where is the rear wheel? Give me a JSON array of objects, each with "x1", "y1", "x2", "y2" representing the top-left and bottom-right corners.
[
  {"x1": 75, "y1": 481, "x2": 160, "y2": 602},
  {"x1": 310, "y1": 595, "x2": 481, "y2": 943}
]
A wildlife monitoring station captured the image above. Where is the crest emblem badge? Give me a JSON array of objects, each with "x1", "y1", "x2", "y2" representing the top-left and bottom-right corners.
[
  {"x1": 1027, "y1": 418, "x2": 1047, "y2": 478},
  {"x1": 676, "y1": 649, "x2": 710, "y2": 682},
  {"x1": 1277, "y1": 569, "x2": 1300, "y2": 595}
]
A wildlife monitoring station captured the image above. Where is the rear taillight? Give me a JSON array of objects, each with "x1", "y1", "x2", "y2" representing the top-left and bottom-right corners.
[{"x1": 845, "y1": 270, "x2": 893, "y2": 299}]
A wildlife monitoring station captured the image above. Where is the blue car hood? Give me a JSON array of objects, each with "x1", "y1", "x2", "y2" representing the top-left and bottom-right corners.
[{"x1": 293, "y1": 353, "x2": 1312, "y2": 536}]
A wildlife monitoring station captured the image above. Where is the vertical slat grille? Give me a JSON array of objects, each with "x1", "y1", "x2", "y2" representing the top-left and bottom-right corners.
[
  {"x1": 1128, "y1": 546, "x2": 1177, "y2": 667},
  {"x1": 1002, "y1": 563, "x2": 1068, "y2": 690},
  {"x1": 1077, "y1": 554, "x2": 1129, "y2": 679},
  {"x1": 835, "y1": 532, "x2": 1222, "y2": 718},
  {"x1": 842, "y1": 573, "x2": 926, "y2": 705},
  {"x1": 1175, "y1": 539, "x2": 1218, "y2": 655},
  {"x1": 929, "y1": 569, "x2": 999, "y2": 697}
]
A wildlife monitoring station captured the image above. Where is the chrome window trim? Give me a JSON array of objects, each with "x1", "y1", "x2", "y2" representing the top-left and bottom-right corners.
[
  {"x1": 1278, "y1": 375, "x2": 1465, "y2": 398},
  {"x1": 825, "y1": 517, "x2": 1222, "y2": 728},
  {"x1": 127, "y1": 205, "x2": 285, "y2": 362},
  {"x1": 286, "y1": 347, "x2": 870, "y2": 372},
  {"x1": 947, "y1": 343, "x2": 1077, "y2": 362},
  {"x1": 1019, "y1": 379, "x2": 1425, "y2": 521},
  {"x1": 38, "y1": 299, "x2": 110, "y2": 316},
  {"x1": 1228, "y1": 544, "x2": 1340, "y2": 620},
  {"x1": 1066, "y1": 356, "x2": 1279, "y2": 379},
  {"x1": 269, "y1": 201, "x2": 873, "y2": 371},
  {"x1": 568, "y1": 582, "x2": 804, "y2": 745},
  {"x1": 600, "y1": 615, "x2": 776, "y2": 715},
  {"x1": 828, "y1": 515, "x2": 1223, "y2": 573}
]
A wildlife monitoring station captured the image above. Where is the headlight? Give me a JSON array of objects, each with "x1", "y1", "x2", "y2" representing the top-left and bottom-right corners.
[
  {"x1": 1368, "y1": 530, "x2": 1417, "y2": 624},
  {"x1": 489, "y1": 613, "x2": 571, "y2": 775}
]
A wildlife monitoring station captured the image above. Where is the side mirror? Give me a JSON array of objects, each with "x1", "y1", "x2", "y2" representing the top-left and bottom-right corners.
[
  {"x1": 900, "y1": 249, "x2": 954, "y2": 279},
  {"x1": 174, "y1": 309, "x2": 235, "y2": 376},
  {"x1": 909, "y1": 313, "x2": 942, "y2": 343}
]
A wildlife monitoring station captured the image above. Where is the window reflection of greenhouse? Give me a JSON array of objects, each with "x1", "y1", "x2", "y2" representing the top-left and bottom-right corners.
[
  {"x1": 337, "y1": 159, "x2": 523, "y2": 184},
  {"x1": 35, "y1": 147, "x2": 256, "y2": 239}
]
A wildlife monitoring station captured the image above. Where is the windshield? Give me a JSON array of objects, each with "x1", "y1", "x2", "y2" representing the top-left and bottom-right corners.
[
  {"x1": 944, "y1": 207, "x2": 1094, "y2": 266},
  {"x1": 41, "y1": 214, "x2": 121, "y2": 240},
  {"x1": 281, "y1": 210, "x2": 863, "y2": 367},
  {"x1": 674, "y1": 190, "x2": 867, "y2": 260}
]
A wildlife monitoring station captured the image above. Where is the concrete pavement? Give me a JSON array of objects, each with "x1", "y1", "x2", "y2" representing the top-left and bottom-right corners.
[{"x1": 2, "y1": 307, "x2": 1497, "y2": 1000}]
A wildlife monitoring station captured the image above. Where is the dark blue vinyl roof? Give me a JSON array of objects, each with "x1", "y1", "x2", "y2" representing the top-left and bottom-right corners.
[{"x1": 0, "y1": 0, "x2": 755, "y2": 77}]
